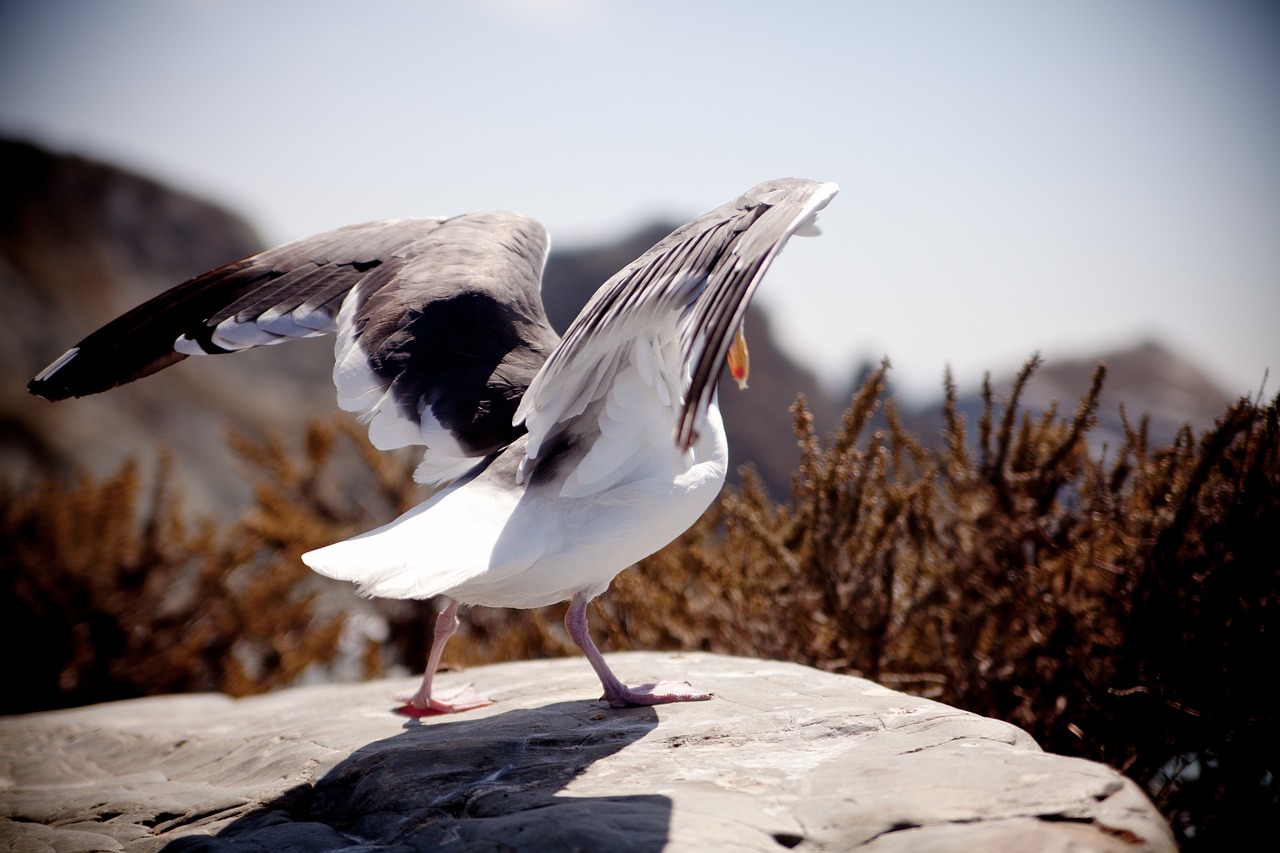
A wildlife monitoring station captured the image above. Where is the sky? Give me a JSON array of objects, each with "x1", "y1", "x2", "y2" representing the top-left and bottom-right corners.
[{"x1": 1, "y1": 0, "x2": 1277, "y2": 402}]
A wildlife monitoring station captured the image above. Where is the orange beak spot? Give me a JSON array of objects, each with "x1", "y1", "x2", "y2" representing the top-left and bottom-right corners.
[{"x1": 727, "y1": 325, "x2": 750, "y2": 390}]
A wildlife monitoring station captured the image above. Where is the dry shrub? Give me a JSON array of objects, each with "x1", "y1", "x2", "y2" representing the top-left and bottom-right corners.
[
  {"x1": 4, "y1": 358, "x2": 1274, "y2": 847},
  {"x1": 596, "y1": 358, "x2": 1278, "y2": 848},
  {"x1": 1, "y1": 455, "x2": 341, "y2": 713},
  {"x1": 0, "y1": 416, "x2": 418, "y2": 714}
]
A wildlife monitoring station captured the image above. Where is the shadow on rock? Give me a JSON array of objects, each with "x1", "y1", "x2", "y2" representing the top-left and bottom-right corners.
[{"x1": 164, "y1": 700, "x2": 667, "y2": 851}]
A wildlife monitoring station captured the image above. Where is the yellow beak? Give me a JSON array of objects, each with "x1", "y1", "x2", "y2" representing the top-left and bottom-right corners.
[{"x1": 727, "y1": 324, "x2": 750, "y2": 390}]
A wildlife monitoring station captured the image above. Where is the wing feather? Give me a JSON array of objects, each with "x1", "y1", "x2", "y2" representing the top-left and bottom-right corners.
[
  {"x1": 30, "y1": 179, "x2": 834, "y2": 499},
  {"x1": 516, "y1": 178, "x2": 838, "y2": 487},
  {"x1": 29, "y1": 212, "x2": 561, "y2": 487}
]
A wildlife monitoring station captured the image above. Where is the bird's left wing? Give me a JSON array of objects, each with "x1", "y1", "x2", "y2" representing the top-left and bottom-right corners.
[
  {"x1": 28, "y1": 218, "x2": 448, "y2": 400},
  {"x1": 515, "y1": 178, "x2": 838, "y2": 491},
  {"x1": 29, "y1": 213, "x2": 561, "y2": 487}
]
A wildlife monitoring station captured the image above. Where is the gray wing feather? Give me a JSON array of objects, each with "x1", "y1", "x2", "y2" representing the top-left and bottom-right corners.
[
  {"x1": 29, "y1": 213, "x2": 561, "y2": 483},
  {"x1": 518, "y1": 178, "x2": 838, "y2": 454}
]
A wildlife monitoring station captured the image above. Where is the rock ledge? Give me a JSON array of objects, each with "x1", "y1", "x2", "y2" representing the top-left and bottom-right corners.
[{"x1": 0, "y1": 652, "x2": 1174, "y2": 851}]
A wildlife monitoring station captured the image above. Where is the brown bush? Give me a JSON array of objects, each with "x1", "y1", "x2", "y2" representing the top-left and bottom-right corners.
[
  {"x1": 1, "y1": 454, "x2": 342, "y2": 712},
  {"x1": 598, "y1": 358, "x2": 1279, "y2": 847},
  {"x1": 4, "y1": 358, "x2": 1275, "y2": 847},
  {"x1": 0, "y1": 417, "x2": 418, "y2": 713}
]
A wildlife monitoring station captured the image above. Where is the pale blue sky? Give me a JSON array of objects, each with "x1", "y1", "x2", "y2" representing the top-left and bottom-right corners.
[{"x1": 2, "y1": 0, "x2": 1276, "y2": 401}]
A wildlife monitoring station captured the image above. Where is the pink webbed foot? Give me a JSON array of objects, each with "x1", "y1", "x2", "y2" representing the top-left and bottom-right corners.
[
  {"x1": 392, "y1": 598, "x2": 492, "y2": 717},
  {"x1": 565, "y1": 591, "x2": 714, "y2": 710},
  {"x1": 601, "y1": 680, "x2": 713, "y2": 708},
  {"x1": 393, "y1": 683, "x2": 492, "y2": 718}
]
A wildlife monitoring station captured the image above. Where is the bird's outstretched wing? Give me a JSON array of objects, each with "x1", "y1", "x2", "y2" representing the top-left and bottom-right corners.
[
  {"x1": 515, "y1": 178, "x2": 838, "y2": 493},
  {"x1": 29, "y1": 212, "x2": 560, "y2": 486}
]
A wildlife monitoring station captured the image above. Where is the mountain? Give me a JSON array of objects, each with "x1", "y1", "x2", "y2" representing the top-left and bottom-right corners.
[
  {"x1": 899, "y1": 341, "x2": 1236, "y2": 456},
  {"x1": 2, "y1": 139, "x2": 1235, "y2": 515},
  {"x1": 1, "y1": 138, "x2": 329, "y2": 512}
]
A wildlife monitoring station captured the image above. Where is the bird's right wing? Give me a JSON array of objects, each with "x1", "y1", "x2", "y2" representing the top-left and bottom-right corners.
[{"x1": 514, "y1": 178, "x2": 838, "y2": 493}]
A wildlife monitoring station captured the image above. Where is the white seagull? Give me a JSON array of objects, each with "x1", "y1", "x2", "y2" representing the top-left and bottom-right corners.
[{"x1": 30, "y1": 177, "x2": 838, "y2": 714}]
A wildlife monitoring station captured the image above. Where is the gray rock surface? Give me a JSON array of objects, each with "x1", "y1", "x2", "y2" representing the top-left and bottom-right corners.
[{"x1": 0, "y1": 652, "x2": 1174, "y2": 852}]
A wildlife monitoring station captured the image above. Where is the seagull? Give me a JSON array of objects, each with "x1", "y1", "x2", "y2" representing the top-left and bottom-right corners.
[{"x1": 29, "y1": 177, "x2": 838, "y2": 714}]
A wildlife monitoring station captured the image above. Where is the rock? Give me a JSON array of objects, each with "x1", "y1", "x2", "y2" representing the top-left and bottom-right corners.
[{"x1": 0, "y1": 652, "x2": 1174, "y2": 852}]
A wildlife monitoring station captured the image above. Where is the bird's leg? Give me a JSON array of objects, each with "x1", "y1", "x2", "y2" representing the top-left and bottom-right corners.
[
  {"x1": 565, "y1": 591, "x2": 712, "y2": 707},
  {"x1": 394, "y1": 597, "x2": 491, "y2": 717}
]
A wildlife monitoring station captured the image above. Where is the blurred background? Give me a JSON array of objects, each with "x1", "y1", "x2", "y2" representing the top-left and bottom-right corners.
[
  {"x1": 2, "y1": 0, "x2": 1275, "y2": 405},
  {"x1": 3, "y1": 7, "x2": 1277, "y2": 843}
]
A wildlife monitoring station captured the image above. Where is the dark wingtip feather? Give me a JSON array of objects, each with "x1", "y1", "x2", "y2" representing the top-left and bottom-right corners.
[
  {"x1": 28, "y1": 344, "x2": 190, "y2": 401},
  {"x1": 28, "y1": 348, "x2": 81, "y2": 401},
  {"x1": 27, "y1": 378, "x2": 67, "y2": 402},
  {"x1": 24, "y1": 261, "x2": 255, "y2": 402}
]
